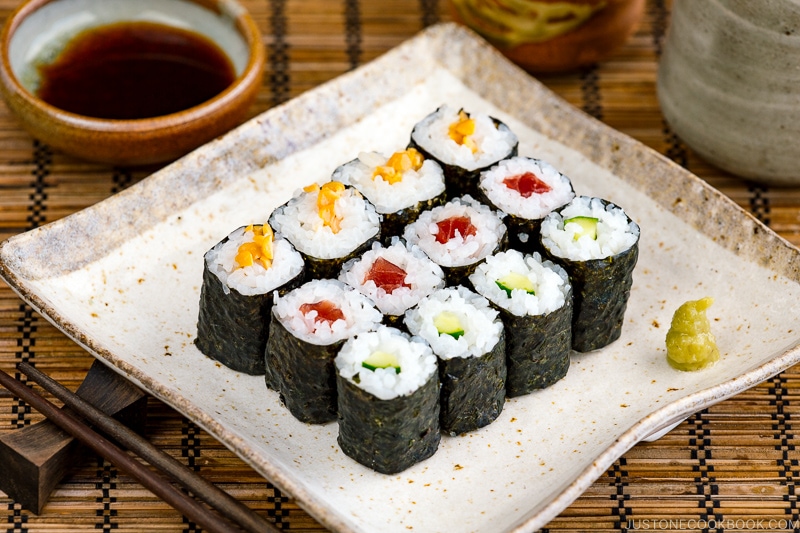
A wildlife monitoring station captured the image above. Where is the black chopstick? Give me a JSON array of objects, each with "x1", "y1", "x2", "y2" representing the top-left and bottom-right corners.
[
  {"x1": 15, "y1": 362, "x2": 280, "y2": 533},
  {"x1": 0, "y1": 366, "x2": 244, "y2": 533}
]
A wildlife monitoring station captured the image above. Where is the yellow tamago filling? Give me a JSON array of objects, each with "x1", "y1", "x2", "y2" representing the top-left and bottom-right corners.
[
  {"x1": 235, "y1": 224, "x2": 274, "y2": 270},
  {"x1": 304, "y1": 181, "x2": 345, "y2": 233},
  {"x1": 448, "y1": 110, "x2": 477, "y2": 152},
  {"x1": 372, "y1": 148, "x2": 424, "y2": 184}
]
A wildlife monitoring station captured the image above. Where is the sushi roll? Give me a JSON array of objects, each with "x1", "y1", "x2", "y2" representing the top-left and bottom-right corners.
[
  {"x1": 266, "y1": 279, "x2": 382, "y2": 424},
  {"x1": 335, "y1": 326, "x2": 441, "y2": 474},
  {"x1": 269, "y1": 182, "x2": 381, "y2": 280},
  {"x1": 409, "y1": 105, "x2": 518, "y2": 198},
  {"x1": 331, "y1": 148, "x2": 446, "y2": 242},
  {"x1": 196, "y1": 224, "x2": 305, "y2": 375},
  {"x1": 339, "y1": 239, "x2": 446, "y2": 327},
  {"x1": 404, "y1": 287, "x2": 506, "y2": 436},
  {"x1": 539, "y1": 196, "x2": 640, "y2": 352},
  {"x1": 478, "y1": 156, "x2": 575, "y2": 253},
  {"x1": 403, "y1": 195, "x2": 507, "y2": 286},
  {"x1": 468, "y1": 249, "x2": 572, "y2": 396}
]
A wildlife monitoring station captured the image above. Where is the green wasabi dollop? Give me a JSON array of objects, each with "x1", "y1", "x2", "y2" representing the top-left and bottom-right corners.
[{"x1": 665, "y1": 297, "x2": 720, "y2": 371}]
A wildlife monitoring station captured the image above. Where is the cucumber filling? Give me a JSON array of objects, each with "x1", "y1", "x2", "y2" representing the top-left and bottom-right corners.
[
  {"x1": 362, "y1": 350, "x2": 401, "y2": 373},
  {"x1": 433, "y1": 311, "x2": 465, "y2": 339},
  {"x1": 495, "y1": 272, "x2": 535, "y2": 297},
  {"x1": 564, "y1": 216, "x2": 598, "y2": 240}
]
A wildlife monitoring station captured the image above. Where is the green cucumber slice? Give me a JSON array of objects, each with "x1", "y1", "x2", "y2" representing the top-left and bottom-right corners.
[
  {"x1": 564, "y1": 215, "x2": 598, "y2": 240},
  {"x1": 362, "y1": 351, "x2": 401, "y2": 373},
  {"x1": 495, "y1": 272, "x2": 535, "y2": 297},
  {"x1": 433, "y1": 311, "x2": 465, "y2": 339}
]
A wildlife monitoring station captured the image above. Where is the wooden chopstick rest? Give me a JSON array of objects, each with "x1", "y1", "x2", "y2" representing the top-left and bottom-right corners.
[
  {"x1": 0, "y1": 366, "x2": 246, "y2": 533},
  {"x1": 0, "y1": 359, "x2": 148, "y2": 514},
  {"x1": 16, "y1": 362, "x2": 279, "y2": 533}
]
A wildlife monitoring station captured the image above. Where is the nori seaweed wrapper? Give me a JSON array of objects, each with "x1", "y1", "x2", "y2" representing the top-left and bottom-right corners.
[
  {"x1": 437, "y1": 330, "x2": 506, "y2": 436},
  {"x1": 265, "y1": 310, "x2": 341, "y2": 424},
  {"x1": 494, "y1": 290, "x2": 572, "y2": 397},
  {"x1": 545, "y1": 241, "x2": 638, "y2": 353},
  {"x1": 336, "y1": 372, "x2": 441, "y2": 474},
  {"x1": 195, "y1": 250, "x2": 304, "y2": 377},
  {"x1": 540, "y1": 198, "x2": 640, "y2": 352},
  {"x1": 408, "y1": 108, "x2": 518, "y2": 199}
]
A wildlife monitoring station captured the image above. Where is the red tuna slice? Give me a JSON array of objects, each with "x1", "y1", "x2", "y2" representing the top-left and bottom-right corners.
[
  {"x1": 502, "y1": 172, "x2": 551, "y2": 198},
  {"x1": 300, "y1": 300, "x2": 345, "y2": 325},
  {"x1": 435, "y1": 215, "x2": 477, "y2": 244},
  {"x1": 363, "y1": 256, "x2": 411, "y2": 293}
]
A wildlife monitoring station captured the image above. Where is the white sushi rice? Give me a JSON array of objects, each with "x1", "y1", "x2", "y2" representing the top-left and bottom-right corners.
[
  {"x1": 479, "y1": 156, "x2": 575, "y2": 219},
  {"x1": 404, "y1": 286, "x2": 503, "y2": 359},
  {"x1": 335, "y1": 325, "x2": 438, "y2": 400},
  {"x1": 205, "y1": 226, "x2": 304, "y2": 296},
  {"x1": 410, "y1": 105, "x2": 517, "y2": 171},
  {"x1": 332, "y1": 151, "x2": 445, "y2": 214},
  {"x1": 540, "y1": 196, "x2": 640, "y2": 261},
  {"x1": 269, "y1": 184, "x2": 380, "y2": 260},
  {"x1": 468, "y1": 249, "x2": 570, "y2": 317},
  {"x1": 403, "y1": 195, "x2": 506, "y2": 268},
  {"x1": 272, "y1": 279, "x2": 382, "y2": 346},
  {"x1": 339, "y1": 239, "x2": 446, "y2": 316}
]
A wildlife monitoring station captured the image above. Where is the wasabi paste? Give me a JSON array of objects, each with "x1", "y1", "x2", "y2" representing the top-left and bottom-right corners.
[{"x1": 665, "y1": 297, "x2": 720, "y2": 371}]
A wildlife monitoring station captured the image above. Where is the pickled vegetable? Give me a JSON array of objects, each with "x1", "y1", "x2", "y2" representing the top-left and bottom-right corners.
[{"x1": 666, "y1": 297, "x2": 720, "y2": 371}]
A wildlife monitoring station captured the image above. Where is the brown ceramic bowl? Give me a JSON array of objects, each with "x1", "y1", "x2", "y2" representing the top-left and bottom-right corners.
[
  {"x1": 449, "y1": 0, "x2": 645, "y2": 73},
  {"x1": 0, "y1": 0, "x2": 265, "y2": 166}
]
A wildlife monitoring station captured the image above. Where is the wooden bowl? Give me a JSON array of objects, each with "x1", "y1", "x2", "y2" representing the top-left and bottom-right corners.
[
  {"x1": 0, "y1": 0, "x2": 265, "y2": 166},
  {"x1": 448, "y1": 0, "x2": 645, "y2": 73}
]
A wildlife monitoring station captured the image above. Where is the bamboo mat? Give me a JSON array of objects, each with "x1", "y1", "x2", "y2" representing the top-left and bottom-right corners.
[{"x1": 1, "y1": 0, "x2": 799, "y2": 531}]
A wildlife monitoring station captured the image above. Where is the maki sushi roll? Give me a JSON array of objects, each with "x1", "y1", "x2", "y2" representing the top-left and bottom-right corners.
[
  {"x1": 540, "y1": 196, "x2": 640, "y2": 352},
  {"x1": 196, "y1": 223, "x2": 305, "y2": 375},
  {"x1": 332, "y1": 148, "x2": 446, "y2": 242},
  {"x1": 404, "y1": 287, "x2": 506, "y2": 436},
  {"x1": 335, "y1": 326, "x2": 441, "y2": 474},
  {"x1": 403, "y1": 195, "x2": 507, "y2": 286},
  {"x1": 266, "y1": 279, "x2": 382, "y2": 424},
  {"x1": 269, "y1": 181, "x2": 381, "y2": 280},
  {"x1": 409, "y1": 105, "x2": 518, "y2": 198},
  {"x1": 469, "y1": 249, "x2": 572, "y2": 396},
  {"x1": 478, "y1": 156, "x2": 575, "y2": 253},
  {"x1": 339, "y1": 239, "x2": 446, "y2": 327}
]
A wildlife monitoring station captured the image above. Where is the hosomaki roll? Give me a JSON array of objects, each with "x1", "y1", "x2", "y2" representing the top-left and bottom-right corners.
[
  {"x1": 269, "y1": 181, "x2": 380, "y2": 280},
  {"x1": 539, "y1": 196, "x2": 640, "y2": 352},
  {"x1": 332, "y1": 148, "x2": 446, "y2": 242},
  {"x1": 266, "y1": 279, "x2": 382, "y2": 424},
  {"x1": 478, "y1": 156, "x2": 575, "y2": 253},
  {"x1": 335, "y1": 326, "x2": 440, "y2": 474},
  {"x1": 468, "y1": 249, "x2": 572, "y2": 396},
  {"x1": 404, "y1": 286, "x2": 506, "y2": 436},
  {"x1": 196, "y1": 224, "x2": 304, "y2": 375},
  {"x1": 339, "y1": 238, "x2": 445, "y2": 328},
  {"x1": 403, "y1": 195, "x2": 507, "y2": 286},
  {"x1": 409, "y1": 105, "x2": 518, "y2": 198}
]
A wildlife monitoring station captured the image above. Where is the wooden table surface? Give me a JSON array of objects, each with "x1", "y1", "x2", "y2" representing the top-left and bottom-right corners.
[{"x1": 2, "y1": 0, "x2": 799, "y2": 531}]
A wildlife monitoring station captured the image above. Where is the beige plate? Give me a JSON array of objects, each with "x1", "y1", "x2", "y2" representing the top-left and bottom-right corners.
[{"x1": 2, "y1": 23, "x2": 800, "y2": 533}]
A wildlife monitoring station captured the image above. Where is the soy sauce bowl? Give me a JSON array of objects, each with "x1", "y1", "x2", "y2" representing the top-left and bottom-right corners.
[{"x1": 0, "y1": 0, "x2": 265, "y2": 166}]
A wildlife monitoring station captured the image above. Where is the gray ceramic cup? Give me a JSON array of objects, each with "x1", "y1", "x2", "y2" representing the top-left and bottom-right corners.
[{"x1": 657, "y1": 0, "x2": 800, "y2": 185}]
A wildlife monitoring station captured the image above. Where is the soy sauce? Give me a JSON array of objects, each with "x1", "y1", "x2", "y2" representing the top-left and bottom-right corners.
[{"x1": 36, "y1": 21, "x2": 237, "y2": 120}]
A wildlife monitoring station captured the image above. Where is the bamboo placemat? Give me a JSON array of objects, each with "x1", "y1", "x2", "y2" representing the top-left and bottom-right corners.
[{"x1": 1, "y1": 0, "x2": 799, "y2": 531}]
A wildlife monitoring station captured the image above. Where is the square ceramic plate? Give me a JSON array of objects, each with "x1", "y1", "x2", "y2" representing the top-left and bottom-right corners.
[{"x1": 2, "y1": 23, "x2": 800, "y2": 533}]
